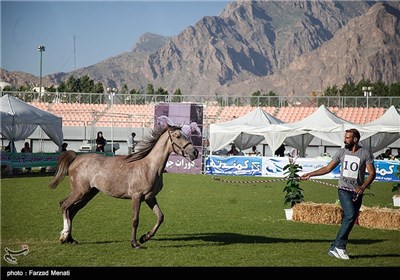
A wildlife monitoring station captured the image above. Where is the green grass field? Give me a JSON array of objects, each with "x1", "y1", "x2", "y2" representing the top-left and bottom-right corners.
[{"x1": 1, "y1": 173, "x2": 399, "y2": 269}]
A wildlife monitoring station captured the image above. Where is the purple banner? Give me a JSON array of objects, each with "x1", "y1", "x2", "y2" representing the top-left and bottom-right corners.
[{"x1": 154, "y1": 103, "x2": 204, "y2": 174}]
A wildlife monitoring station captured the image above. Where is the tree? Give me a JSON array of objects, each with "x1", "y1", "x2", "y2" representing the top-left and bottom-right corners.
[
  {"x1": 155, "y1": 87, "x2": 169, "y2": 102},
  {"x1": 145, "y1": 84, "x2": 155, "y2": 103},
  {"x1": 130, "y1": 88, "x2": 144, "y2": 104},
  {"x1": 172, "y1": 89, "x2": 182, "y2": 102}
]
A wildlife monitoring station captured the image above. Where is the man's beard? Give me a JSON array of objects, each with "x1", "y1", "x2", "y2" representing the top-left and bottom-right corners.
[{"x1": 345, "y1": 142, "x2": 354, "y2": 150}]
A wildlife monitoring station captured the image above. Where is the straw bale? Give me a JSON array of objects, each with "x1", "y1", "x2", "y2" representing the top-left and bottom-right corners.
[
  {"x1": 291, "y1": 202, "x2": 400, "y2": 230},
  {"x1": 292, "y1": 202, "x2": 343, "y2": 225},
  {"x1": 358, "y1": 206, "x2": 400, "y2": 230}
]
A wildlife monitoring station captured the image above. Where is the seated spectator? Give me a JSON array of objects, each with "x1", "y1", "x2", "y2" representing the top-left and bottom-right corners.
[
  {"x1": 275, "y1": 144, "x2": 285, "y2": 157},
  {"x1": 376, "y1": 148, "x2": 394, "y2": 160},
  {"x1": 227, "y1": 144, "x2": 239, "y2": 156},
  {"x1": 248, "y1": 145, "x2": 260, "y2": 156},
  {"x1": 21, "y1": 142, "x2": 32, "y2": 153}
]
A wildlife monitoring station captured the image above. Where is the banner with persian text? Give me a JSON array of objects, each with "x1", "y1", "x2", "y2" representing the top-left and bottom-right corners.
[{"x1": 205, "y1": 156, "x2": 399, "y2": 182}]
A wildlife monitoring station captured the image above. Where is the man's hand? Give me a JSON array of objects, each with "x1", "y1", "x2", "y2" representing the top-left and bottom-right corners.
[{"x1": 300, "y1": 173, "x2": 311, "y2": 180}]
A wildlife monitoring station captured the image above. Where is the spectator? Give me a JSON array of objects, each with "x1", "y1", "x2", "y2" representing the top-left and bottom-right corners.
[
  {"x1": 376, "y1": 148, "x2": 394, "y2": 160},
  {"x1": 21, "y1": 142, "x2": 32, "y2": 153},
  {"x1": 249, "y1": 145, "x2": 260, "y2": 156},
  {"x1": 96, "y1": 131, "x2": 106, "y2": 152},
  {"x1": 275, "y1": 144, "x2": 285, "y2": 157},
  {"x1": 128, "y1": 132, "x2": 137, "y2": 154},
  {"x1": 227, "y1": 144, "x2": 239, "y2": 156},
  {"x1": 61, "y1": 143, "x2": 68, "y2": 152},
  {"x1": 21, "y1": 142, "x2": 32, "y2": 172}
]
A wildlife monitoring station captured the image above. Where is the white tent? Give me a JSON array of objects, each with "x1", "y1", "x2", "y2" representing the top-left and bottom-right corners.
[
  {"x1": 348, "y1": 105, "x2": 400, "y2": 153},
  {"x1": 274, "y1": 105, "x2": 356, "y2": 156},
  {"x1": 211, "y1": 104, "x2": 399, "y2": 158},
  {"x1": 209, "y1": 107, "x2": 284, "y2": 153},
  {"x1": 0, "y1": 94, "x2": 63, "y2": 151}
]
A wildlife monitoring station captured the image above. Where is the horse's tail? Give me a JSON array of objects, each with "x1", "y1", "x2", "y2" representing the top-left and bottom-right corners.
[{"x1": 49, "y1": 150, "x2": 78, "y2": 189}]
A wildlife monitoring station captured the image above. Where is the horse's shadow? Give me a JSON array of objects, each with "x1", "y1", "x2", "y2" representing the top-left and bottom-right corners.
[
  {"x1": 79, "y1": 232, "x2": 388, "y2": 249},
  {"x1": 154, "y1": 232, "x2": 386, "y2": 249}
]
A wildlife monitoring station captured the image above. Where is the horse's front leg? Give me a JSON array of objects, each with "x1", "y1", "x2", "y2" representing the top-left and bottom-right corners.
[
  {"x1": 140, "y1": 197, "x2": 164, "y2": 244},
  {"x1": 130, "y1": 195, "x2": 142, "y2": 249}
]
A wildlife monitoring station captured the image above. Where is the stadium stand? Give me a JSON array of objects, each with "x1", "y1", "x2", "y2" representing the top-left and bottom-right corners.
[{"x1": 26, "y1": 100, "x2": 388, "y2": 128}]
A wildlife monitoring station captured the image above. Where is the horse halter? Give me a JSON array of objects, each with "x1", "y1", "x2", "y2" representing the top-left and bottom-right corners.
[{"x1": 167, "y1": 128, "x2": 193, "y2": 157}]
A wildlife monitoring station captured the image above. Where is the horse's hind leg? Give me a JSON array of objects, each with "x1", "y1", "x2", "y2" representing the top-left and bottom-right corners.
[
  {"x1": 139, "y1": 197, "x2": 164, "y2": 245},
  {"x1": 59, "y1": 188, "x2": 99, "y2": 244}
]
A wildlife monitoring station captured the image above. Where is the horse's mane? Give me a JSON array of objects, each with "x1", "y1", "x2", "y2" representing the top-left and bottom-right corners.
[{"x1": 125, "y1": 125, "x2": 181, "y2": 163}]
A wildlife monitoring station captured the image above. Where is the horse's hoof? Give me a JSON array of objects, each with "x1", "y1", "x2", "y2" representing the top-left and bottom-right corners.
[
  {"x1": 131, "y1": 243, "x2": 141, "y2": 249},
  {"x1": 59, "y1": 232, "x2": 69, "y2": 244},
  {"x1": 139, "y1": 234, "x2": 146, "y2": 243}
]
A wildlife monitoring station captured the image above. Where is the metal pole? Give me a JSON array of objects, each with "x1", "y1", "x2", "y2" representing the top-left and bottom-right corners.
[
  {"x1": 362, "y1": 86, "x2": 373, "y2": 123},
  {"x1": 39, "y1": 50, "x2": 42, "y2": 99},
  {"x1": 37, "y1": 45, "x2": 45, "y2": 100}
]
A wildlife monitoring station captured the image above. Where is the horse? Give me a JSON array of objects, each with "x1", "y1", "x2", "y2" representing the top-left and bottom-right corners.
[{"x1": 48, "y1": 126, "x2": 199, "y2": 249}]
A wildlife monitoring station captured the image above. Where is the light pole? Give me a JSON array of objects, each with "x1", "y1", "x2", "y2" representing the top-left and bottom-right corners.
[
  {"x1": 106, "y1": 87, "x2": 117, "y2": 106},
  {"x1": 362, "y1": 86, "x2": 373, "y2": 123},
  {"x1": 106, "y1": 87, "x2": 117, "y2": 154},
  {"x1": 37, "y1": 45, "x2": 45, "y2": 100}
]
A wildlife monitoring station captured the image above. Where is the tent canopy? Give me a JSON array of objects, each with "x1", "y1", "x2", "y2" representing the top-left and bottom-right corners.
[
  {"x1": 209, "y1": 107, "x2": 284, "y2": 153},
  {"x1": 0, "y1": 94, "x2": 63, "y2": 150},
  {"x1": 347, "y1": 105, "x2": 400, "y2": 153},
  {"x1": 276, "y1": 105, "x2": 356, "y2": 155}
]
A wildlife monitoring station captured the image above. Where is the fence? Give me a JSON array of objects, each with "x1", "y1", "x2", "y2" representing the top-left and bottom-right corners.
[{"x1": 2, "y1": 91, "x2": 399, "y2": 108}]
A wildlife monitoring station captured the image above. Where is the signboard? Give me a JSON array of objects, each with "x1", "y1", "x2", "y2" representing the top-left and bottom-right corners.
[
  {"x1": 205, "y1": 156, "x2": 399, "y2": 182},
  {"x1": 154, "y1": 103, "x2": 203, "y2": 174}
]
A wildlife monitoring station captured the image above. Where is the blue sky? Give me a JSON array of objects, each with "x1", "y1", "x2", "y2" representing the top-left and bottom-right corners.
[{"x1": 1, "y1": 0, "x2": 230, "y2": 76}]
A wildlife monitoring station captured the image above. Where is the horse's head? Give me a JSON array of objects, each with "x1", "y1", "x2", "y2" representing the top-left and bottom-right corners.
[
  {"x1": 157, "y1": 115, "x2": 176, "y2": 130},
  {"x1": 167, "y1": 126, "x2": 199, "y2": 161}
]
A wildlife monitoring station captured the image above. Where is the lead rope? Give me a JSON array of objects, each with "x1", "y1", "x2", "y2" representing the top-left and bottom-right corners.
[{"x1": 211, "y1": 176, "x2": 360, "y2": 201}]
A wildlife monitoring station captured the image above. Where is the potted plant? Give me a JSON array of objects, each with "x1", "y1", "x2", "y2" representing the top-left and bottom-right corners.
[
  {"x1": 283, "y1": 156, "x2": 304, "y2": 219},
  {"x1": 392, "y1": 166, "x2": 400, "y2": 207}
]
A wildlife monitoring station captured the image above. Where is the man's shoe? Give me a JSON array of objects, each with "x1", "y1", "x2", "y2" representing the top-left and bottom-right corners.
[
  {"x1": 335, "y1": 247, "x2": 350, "y2": 259},
  {"x1": 328, "y1": 248, "x2": 340, "y2": 259},
  {"x1": 328, "y1": 247, "x2": 349, "y2": 260}
]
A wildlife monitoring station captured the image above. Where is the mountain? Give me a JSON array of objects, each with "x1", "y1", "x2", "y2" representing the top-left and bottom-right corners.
[
  {"x1": 2, "y1": 1, "x2": 399, "y2": 97},
  {"x1": 217, "y1": 1, "x2": 400, "y2": 97}
]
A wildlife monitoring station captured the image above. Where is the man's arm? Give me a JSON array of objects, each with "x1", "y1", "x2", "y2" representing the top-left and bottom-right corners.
[
  {"x1": 355, "y1": 162, "x2": 376, "y2": 195},
  {"x1": 300, "y1": 160, "x2": 339, "y2": 180}
]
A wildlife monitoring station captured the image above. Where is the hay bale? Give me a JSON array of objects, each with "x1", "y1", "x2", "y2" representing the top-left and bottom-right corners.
[
  {"x1": 358, "y1": 206, "x2": 400, "y2": 230},
  {"x1": 292, "y1": 202, "x2": 343, "y2": 225}
]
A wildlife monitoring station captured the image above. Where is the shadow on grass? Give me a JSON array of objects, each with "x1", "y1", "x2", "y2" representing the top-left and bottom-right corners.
[
  {"x1": 153, "y1": 232, "x2": 386, "y2": 248},
  {"x1": 350, "y1": 253, "x2": 400, "y2": 259}
]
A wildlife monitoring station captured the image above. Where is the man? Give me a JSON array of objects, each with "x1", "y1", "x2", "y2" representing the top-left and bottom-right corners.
[
  {"x1": 128, "y1": 132, "x2": 137, "y2": 154},
  {"x1": 274, "y1": 144, "x2": 285, "y2": 157},
  {"x1": 227, "y1": 144, "x2": 239, "y2": 156},
  {"x1": 300, "y1": 128, "x2": 376, "y2": 260}
]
